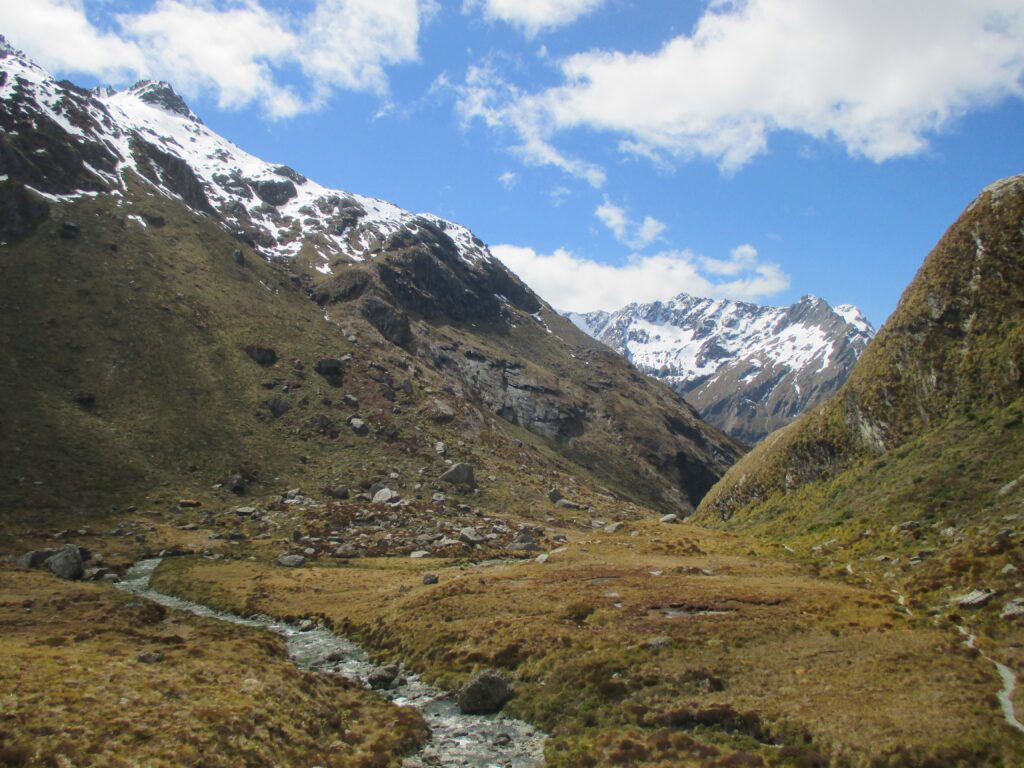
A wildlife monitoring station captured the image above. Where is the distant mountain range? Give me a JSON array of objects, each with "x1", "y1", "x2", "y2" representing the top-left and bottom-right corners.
[{"x1": 567, "y1": 294, "x2": 874, "y2": 443}]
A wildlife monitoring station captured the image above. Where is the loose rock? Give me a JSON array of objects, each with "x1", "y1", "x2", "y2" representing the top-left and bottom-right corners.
[
  {"x1": 440, "y1": 463, "x2": 476, "y2": 487},
  {"x1": 277, "y1": 554, "x2": 305, "y2": 568},
  {"x1": 44, "y1": 545, "x2": 84, "y2": 580},
  {"x1": 458, "y1": 670, "x2": 514, "y2": 714}
]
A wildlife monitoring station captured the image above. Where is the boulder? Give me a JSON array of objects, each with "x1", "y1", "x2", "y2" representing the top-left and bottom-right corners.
[
  {"x1": 244, "y1": 345, "x2": 277, "y2": 367},
  {"x1": 266, "y1": 397, "x2": 291, "y2": 418},
  {"x1": 954, "y1": 589, "x2": 995, "y2": 609},
  {"x1": 327, "y1": 485, "x2": 350, "y2": 500},
  {"x1": 457, "y1": 669, "x2": 514, "y2": 714},
  {"x1": 548, "y1": 489, "x2": 564, "y2": 503},
  {"x1": 373, "y1": 488, "x2": 400, "y2": 504},
  {"x1": 440, "y1": 463, "x2": 475, "y2": 487},
  {"x1": 224, "y1": 474, "x2": 246, "y2": 495},
  {"x1": 17, "y1": 549, "x2": 55, "y2": 569},
  {"x1": 44, "y1": 545, "x2": 84, "y2": 580},
  {"x1": 277, "y1": 554, "x2": 305, "y2": 568},
  {"x1": 137, "y1": 651, "x2": 165, "y2": 664},
  {"x1": 314, "y1": 358, "x2": 346, "y2": 386},
  {"x1": 459, "y1": 527, "x2": 484, "y2": 545},
  {"x1": 425, "y1": 398, "x2": 455, "y2": 423},
  {"x1": 368, "y1": 664, "x2": 401, "y2": 690},
  {"x1": 349, "y1": 418, "x2": 369, "y2": 436},
  {"x1": 604, "y1": 522, "x2": 625, "y2": 534},
  {"x1": 332, "y1": 544, "x2": 358, "y2": 559},
  {"x1": 422, "y1": 573, "x2": 439, "y2": 585},
  {"x1": 660, "y1": 514, "x2": 679, "y2": 524}
]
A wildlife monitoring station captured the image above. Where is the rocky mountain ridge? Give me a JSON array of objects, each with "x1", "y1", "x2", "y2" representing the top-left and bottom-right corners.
[
  {"x1": 0, "y1": 37, "x2": 742, "y2": 514},
  {"x1": 568, "y1": 293, "x2": 874, "y2": 443}
]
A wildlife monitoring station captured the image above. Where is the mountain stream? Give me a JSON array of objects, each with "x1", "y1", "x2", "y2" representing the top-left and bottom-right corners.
[{"x1": 118, "y1": 558, "x2": 547, "y2": 767}]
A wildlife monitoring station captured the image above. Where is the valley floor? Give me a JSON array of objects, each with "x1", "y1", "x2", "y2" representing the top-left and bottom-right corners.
[{"x1": 3, "y1": 506, "x2": 1021, "y2": 767}]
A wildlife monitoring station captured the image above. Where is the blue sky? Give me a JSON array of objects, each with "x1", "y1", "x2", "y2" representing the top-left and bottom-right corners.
[{"x1": 4, "y1": 1, "x2": 1024, "y2": 326}]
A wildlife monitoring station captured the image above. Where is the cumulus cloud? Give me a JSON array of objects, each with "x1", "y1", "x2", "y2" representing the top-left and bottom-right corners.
[
  {"x1": 465, "y1": 0, "x2": 605, "y2": 36},
  {"x1": 0, "y1": 0, "x2": 435, "y2": 118},
  {"x1": 0, "y1": 0, "x2": 146, "y2": 81},
  {"x1": 498, "y1": 170, "x2": 519, "y2": 189},
  {"x1": 595, "y1": 198, "x2": 665, "y2": 249},
  {"x1": 491, "y1": 243, "x2": 789, "y2": 312},
  {"x1": 457, "y1": 0, "x2": 1024, "y2": 173}
]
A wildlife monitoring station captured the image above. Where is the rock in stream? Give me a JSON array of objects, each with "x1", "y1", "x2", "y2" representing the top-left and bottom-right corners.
[{"x1": 117, "y1": 559, "x2": 546, "y2": 767}]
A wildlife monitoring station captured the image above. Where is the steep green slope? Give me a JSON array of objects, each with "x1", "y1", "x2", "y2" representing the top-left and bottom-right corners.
[
  {"x1": 0, "y1": 175, "x2": 741, "y2": 521},
  {"x1": 694, "y1": 176, "x2": 1024, "y2": 644},
  {"x1": 697, "y1": 173, "x2": 1024, "y2": 528}
]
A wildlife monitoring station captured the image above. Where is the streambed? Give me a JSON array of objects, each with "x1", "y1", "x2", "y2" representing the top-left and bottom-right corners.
[{"x1": 118, "y1": 559, "x2": 546, "y2": 767}]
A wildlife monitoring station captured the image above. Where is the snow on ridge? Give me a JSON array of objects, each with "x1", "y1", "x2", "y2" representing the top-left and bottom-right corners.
[
  {"x1": 571, "y1": 291, "x2": 873, "y2": 386},
  {"x1": 0, "y1": 43, "x2": 489, "y2": 268}
]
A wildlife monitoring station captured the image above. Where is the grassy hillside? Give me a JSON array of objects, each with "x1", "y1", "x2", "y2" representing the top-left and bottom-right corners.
[{"x1": 697, "y1": 174, "x2": 1024, "y2": 527}]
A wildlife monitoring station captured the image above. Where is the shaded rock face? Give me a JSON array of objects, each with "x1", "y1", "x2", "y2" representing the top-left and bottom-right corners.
[
  {"x1": 130, "y1": 137, "x2": 215, "y2": 215},
  {"x1": 129, "y1": 80, "x2": 194, "y2": 119},
  {"x1": 249, "y1": 178, "x2": 297, "y2": 207},
  {"x1": 429, "y1": 342, "x2": 587, "y2": 445},
  {"x1": 376, "y1": 219, "x2": 541, "y2": 324}
]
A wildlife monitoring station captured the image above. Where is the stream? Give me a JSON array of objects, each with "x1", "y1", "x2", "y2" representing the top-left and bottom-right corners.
[
  {"x1": 958, "y1": 626, "x2": 1024, "y2": 736},
  {"x1": 117, "y1": 559, "x2": 547, "y2": 767}
]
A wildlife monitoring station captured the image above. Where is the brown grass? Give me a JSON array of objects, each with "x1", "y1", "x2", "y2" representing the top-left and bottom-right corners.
[{"x1": 0, "y1": 566, "x2": 428, "y2": 767}]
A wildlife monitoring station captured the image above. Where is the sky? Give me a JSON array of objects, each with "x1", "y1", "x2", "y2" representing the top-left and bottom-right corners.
[{"x1": 4, "y1": 1, "x2": 1024, "y2": 327}]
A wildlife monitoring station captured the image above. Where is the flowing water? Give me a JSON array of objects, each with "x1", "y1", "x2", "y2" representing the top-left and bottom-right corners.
[
  {"x1": 118, "y1": 559, "x2": 547, "y2": 767},
  {"x1": 958, "y1": 626, "x2": 1024, "y2": 736}
]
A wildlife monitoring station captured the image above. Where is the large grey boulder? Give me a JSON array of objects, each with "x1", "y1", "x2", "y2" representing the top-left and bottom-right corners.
[
  {"x1": 439, "y1": 463, "x2": 475, "y2": 487},
  {"x1": 277, "y1": 554, "x2": 305, "y2": 568},
  {"x1": 44, "y1": 545, "x2": 84, "y2": 580},
  {"x1": 457, "y1": 669, "x2": 514, "y2": 714}
]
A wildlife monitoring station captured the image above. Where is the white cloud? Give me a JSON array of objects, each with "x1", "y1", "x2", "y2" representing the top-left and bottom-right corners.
[
  {"x1": 595, "y1": 198, "x2": 666, "y2": 249},
  {"x1": 301, "y1": 0, "x2": 435, "y2": 102},
  {"x1": 0, "y1": 0, "x2": 146, "y2": 81},
  {"x1": 0, "y1": 0, "x2": 435, "y2": 118},
  {"x1": 451, "y1": 63, "x2": 606, "y2": 186},
  {"x1": 491, "y1": 242, "x2": 789, "y2": 312},
  {"x1": 120, "y1": 0, "x2": 304, "y2": 118},
  {"x1": 459, "y1": 0, "x2": 1024, "y2": 172},
  {"x1": 465, "y1": 0, "x2": 605, "y2": 36},
  {"x1": 498, "y1": 170, "x2": 519, "y2": 189}
]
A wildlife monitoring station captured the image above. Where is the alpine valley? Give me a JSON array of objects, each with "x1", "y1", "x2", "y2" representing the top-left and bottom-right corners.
[{"x1": 2, "y1": 37, "x2": 1023, "y2": 768}]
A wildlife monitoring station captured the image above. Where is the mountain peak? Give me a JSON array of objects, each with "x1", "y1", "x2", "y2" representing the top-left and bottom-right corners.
[
  {"x1": 568, "y1": 291, "x2": 873, "y2": 443},
  {"x1": 124, "y1": 79, "x2": 198, "y2": 121}
]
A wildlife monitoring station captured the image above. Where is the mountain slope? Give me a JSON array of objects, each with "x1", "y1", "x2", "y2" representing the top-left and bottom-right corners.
[
  {"x1": 0, "y1": 38, "x2": 742, "y2": 515},
  {"x1": 568, "y1": 293, "x2": 873, "y2": 443},
  {"x1": 694, "y1": 175, "x2": 1024, "y2": 620}
]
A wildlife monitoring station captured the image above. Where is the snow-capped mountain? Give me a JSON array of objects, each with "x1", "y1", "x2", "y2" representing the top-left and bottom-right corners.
[
  {"x1": 568, "y1": 294, "x2": 875, "y2": 443},
  {"x1": 0, "y1": 37, "x2": 744, "y2": 513},
  {"x1": 0, "y1": 36, "x2": 488, "y2": 270}
]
